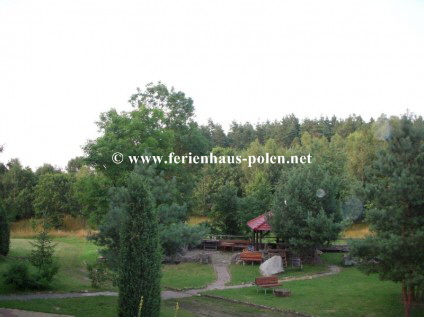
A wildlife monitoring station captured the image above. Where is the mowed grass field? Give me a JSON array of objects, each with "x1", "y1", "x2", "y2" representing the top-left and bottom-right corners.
[
  {"x1": 207, "y1": 254, "x2": 424, "y2": 317},
  {"x1": 0, "y1": 237, "x2": 216, "y2": 294}
]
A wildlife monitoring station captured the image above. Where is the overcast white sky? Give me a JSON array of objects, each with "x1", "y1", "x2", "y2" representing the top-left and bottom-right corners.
[{"x1": 1, "y1": 0, "x2": 423, "y2": 170}]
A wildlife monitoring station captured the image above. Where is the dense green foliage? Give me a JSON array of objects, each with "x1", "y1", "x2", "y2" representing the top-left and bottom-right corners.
[
  {"x1": 351, "y1": 115, "x2": 424, "y2": 317},
  {"x1": 118, "y1": 172, "x2": 162, "y2": 317},
  {"x1": 3, "y1": 262, "x2": 34, "y2": 290},
  {"x1": 29, "y1": 227, "x2": 60, "y2": 289},
  {"x1": 3, "y1": 227, "x2": 59, "y2": 290},
  {"x1": 0, "y1": 200, "x2": 10, "y2": 256},
  {"x1": 271, "y1": 164, "x2": 342, "y2": 258},
  {"x1": 33, "y1": 173, "x2": 76, "y2": 228},
  {"x1": 91, "y1": 165, "x2": 208, "y2": 266}
]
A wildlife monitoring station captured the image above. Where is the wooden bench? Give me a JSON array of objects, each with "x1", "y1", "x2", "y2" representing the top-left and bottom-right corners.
[
  {"x1": 254, "y1": 276, "x2": 282, "y2": 294},
  {"x1": 202, "y1": 239, "x2": 219, "y2": 250},
  {"x1": 219, "y1": 240, "x2": 250, "y2": 252},
  {"x1": 240, "y1": 251, "x2": 263, "y2": 265}
]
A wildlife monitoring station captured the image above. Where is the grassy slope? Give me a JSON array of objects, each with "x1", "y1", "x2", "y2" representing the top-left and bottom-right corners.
[
  {"x1": 0, "y1": 238, "x2": 102, "y2": 294},
  {"x1": 0, "y1": 238, "x2": 216, "y2": 293}
]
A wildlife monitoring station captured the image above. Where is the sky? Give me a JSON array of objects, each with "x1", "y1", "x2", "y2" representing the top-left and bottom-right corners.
[{"x1": 1, "y1": 0, "x2": 424, "y2": 170}]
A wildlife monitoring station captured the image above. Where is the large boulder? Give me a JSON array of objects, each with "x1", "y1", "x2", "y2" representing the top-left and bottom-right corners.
[{"x1": 259, "y1": 255, "x2": 284, "y2": 276}]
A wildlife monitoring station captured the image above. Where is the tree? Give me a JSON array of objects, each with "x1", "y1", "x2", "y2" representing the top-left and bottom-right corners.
[
  {"x1": 66, "y1": 156, "x2": 85, "y2": 173},
  {"x1": 84, "y1": 82, "x2": 208, "y2": 187},
  {"x1": 29, "y1": 222, "x2": 59, "y2": 289},
  {"x1": 0, "y1": 200, "x2": 10, "y2": 256},
  {"x1": 210, "y1": 183, "x2": 240, "y2": 234},
  {"x1": 0, "y1": 159, "x2": 36, "y2": 220},
  {"x1": 33, "y1": 173, "x2": 75, "y2": 228},
  {"x1": 91, "y1": 165, "x2": 207, "y2": 265},
  {"x1": 35, "y1": 164, "x2": 61, "y2": 177},
  {"x1": 72, "y1": 168, "x2": 112, "y2": 226},
  {"x1": 351, "y1": 115, "x2": 424, "y2": 317},
  {"x1": 271, "y1": 164, "x2": 342, "y2": 259},
  {"x1": 118, "y1": 172, "x2": 161, "y2": 317}
]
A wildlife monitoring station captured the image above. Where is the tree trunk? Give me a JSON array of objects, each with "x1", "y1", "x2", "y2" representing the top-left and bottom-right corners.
[{"x1": 403, "y1": 284, "x2": 413, "y2": 317}]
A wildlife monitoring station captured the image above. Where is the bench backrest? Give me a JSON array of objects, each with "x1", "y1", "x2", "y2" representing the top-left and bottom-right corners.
[
  {"x1": 240, "y1": 251, "x2": 263, "y2": 259},
  {"x1": 219, "y1": 239, "x2": 250, "y2": 245},
  {"x1": 255, "y1": 276, "x2": 279, "y2": 285}
]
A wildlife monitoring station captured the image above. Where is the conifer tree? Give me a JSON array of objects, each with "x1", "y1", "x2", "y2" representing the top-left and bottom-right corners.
[
  {"x1": 118, "y1": 172, "x2": 162, "y2": 317},
  {"x1": 351, "y1": 115, "x2": 424, "y2": 317},
  {"x1": 0, "y1": 200, "x2": 10, "y2": 256}
]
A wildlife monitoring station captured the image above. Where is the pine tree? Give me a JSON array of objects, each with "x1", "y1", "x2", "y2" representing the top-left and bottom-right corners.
[
  {"x1": 271, "y1": 164, "x2": 342, "y2": 259},
  {"x1": 118, "y1": 172, "x2": 162, "y2": 317},
  {"x1": 351, "y1": 115, "x2": 424, "y2": 317},
  {"x1": 0, "y1": 200, "x2": 10, "y2": 256}
]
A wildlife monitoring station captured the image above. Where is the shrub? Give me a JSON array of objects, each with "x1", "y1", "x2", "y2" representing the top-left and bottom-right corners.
[
  {"x1": 87, "y1": 259, "x2": 115, "y2": 288},
  {"x1": 3, "y1": 262, "x2": 36, "y2": 290}
]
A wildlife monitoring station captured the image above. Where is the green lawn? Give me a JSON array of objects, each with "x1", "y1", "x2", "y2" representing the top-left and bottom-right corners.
[
  {"x1": 0, "y1": 297, "x2": 196, "y2": 317},
  {"x1": 207, "y1": 267, "x2": 424, "y2": 317},
  {"x1": 0, "y1": 296, "x2": 291, "y2": 317},
  {"x1": 162, "y1": 263, "x2": 215, "y2": 290},
  {"x1": 228, "y1": 253, "x2": 336, "y2": 286},
  {"x1": 0, "y1": 237, "x2": 103, "y2": 294},
  {"x1": 0, "y1": 238, "x2": 216, "y2": 294}
]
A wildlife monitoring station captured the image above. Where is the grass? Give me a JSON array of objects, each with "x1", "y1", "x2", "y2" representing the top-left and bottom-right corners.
[
  {"x1": 0, "y1": 296, "x2": 291, "y2": 317},
  {"x1": 1, "y1": 237, "x2": 216, "y2": 294},
  {"x1": 162, "y1": 263, "x2": 215, "y2": 290},
  {"x1": 228, "y1": 254, "x2": 334, "y2": 286},
  {"x1": 342, "y1": 223, "x2": 371, "y2": 239},
  {"x1": 0, "y1": 297, "x2": 196, "y2": 317},
  {"x1": 11, "y1": 216, "x2": 92, "y2": 238},
  {"x1": 206, "y1": 266, "x2": 424, "y2": 317},
  {"x1": 0, "y1": 237, "x2": 104, "y2": 294},
  {"x1": 187, "y1": 216, "x2": 210, "y2": 225}
]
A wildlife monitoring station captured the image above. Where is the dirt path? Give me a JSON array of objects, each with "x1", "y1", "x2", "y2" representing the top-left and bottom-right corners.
[{"x1": 0, "y1": 308, "x2": 73, "y2": 317}]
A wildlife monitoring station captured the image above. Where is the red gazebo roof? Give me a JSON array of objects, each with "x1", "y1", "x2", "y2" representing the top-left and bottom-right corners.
[{"x1": 247, "y1": 212, "x2": 272, "y2": 231}]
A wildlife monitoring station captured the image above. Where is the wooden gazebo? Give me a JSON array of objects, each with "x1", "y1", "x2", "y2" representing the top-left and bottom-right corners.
[{"x1": 247, "y1": 212, "x2": 272, "y2": 250}]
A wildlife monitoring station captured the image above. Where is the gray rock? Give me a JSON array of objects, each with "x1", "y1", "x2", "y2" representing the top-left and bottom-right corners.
[{"x1": 259, "y1": 255, "x2": 284, "y2": 276}]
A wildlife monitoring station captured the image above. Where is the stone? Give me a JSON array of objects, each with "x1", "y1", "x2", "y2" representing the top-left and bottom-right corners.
[
  {"x1": 343, "y1": 254, "x2": 357, "y2": 266},
  {"x1": 230, "y1": 252, "x2": 241, "y2": 264},
  {"x1": 199, "y1": 253, "x2": 212, "y2": 264},
  {"x1": 259, "y1": 255, "x2": 284, "y2": 276}
]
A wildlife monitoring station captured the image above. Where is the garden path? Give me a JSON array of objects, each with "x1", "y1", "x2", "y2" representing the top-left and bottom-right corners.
[{"x1": 0, "y1": 252, "x2": 341, "y2": 301}]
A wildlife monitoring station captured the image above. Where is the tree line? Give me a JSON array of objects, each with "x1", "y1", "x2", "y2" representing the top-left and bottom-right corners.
[{"x1": 1, "y1": 82, "x2": 423, "y2": 316}]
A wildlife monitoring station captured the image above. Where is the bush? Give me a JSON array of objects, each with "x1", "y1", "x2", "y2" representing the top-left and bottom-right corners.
[
  {"x1": 87, "y1": 259, "x2": 115, "y2": 288},
  {"x1": 3, "y1": 262, "x2": 36, "y2": 290}
]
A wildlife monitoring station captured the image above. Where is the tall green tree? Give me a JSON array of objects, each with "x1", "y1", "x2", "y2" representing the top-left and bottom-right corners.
[
  {"x1": 84, "y1": 82, "x2": 208, "y2": 188},
  {"x1": 210, "y1": 183, "x2": 240, "y2": 234},
  {"x1": 72, "y1": 168, "x2": 112, "y2": 226},
  {"x1": 0, "y1": 159, "x2": 36, "y2": 220},
  {"x1": 118, "y1": 172, "x2": 161, "y2": 317},
  {"x1": 33, "y1": 173, "x2": 75, "y2": 228},
  {"x1": 351, "y1": 115, "x2": 424, "y2": 317},
  {"x1": 271, "y1": 164, "x2": 342, "y2": 259}
]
